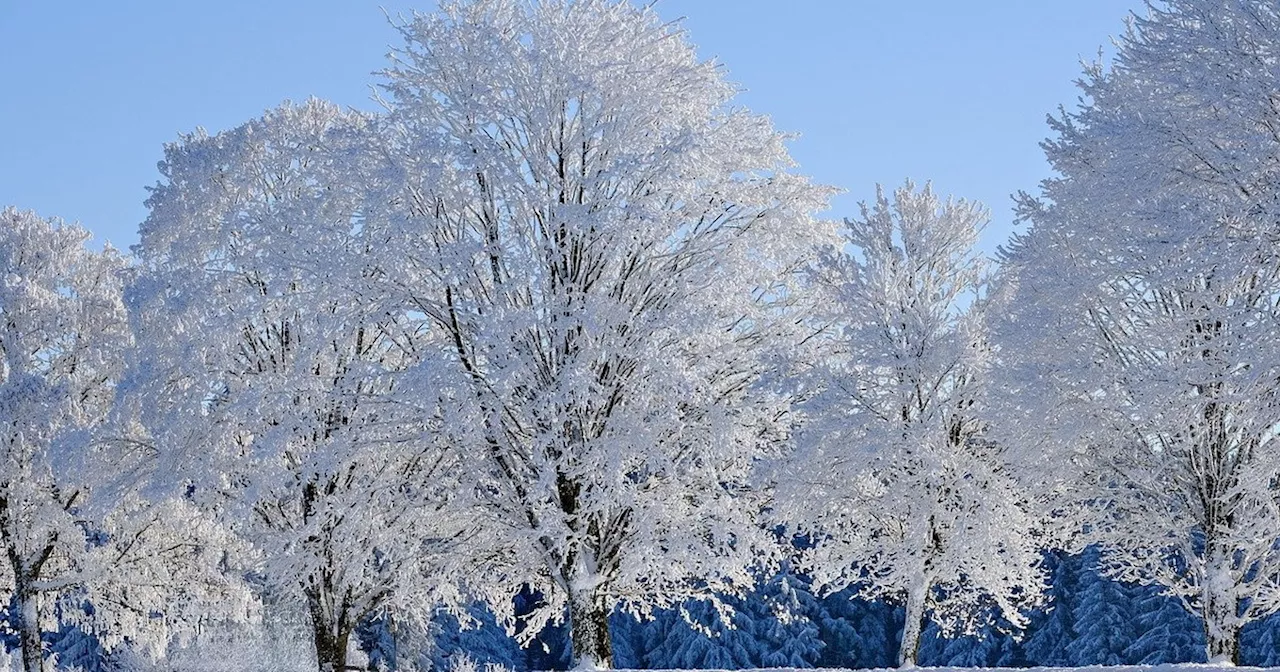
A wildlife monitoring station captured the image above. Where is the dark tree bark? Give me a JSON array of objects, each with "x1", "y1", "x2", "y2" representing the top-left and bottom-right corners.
[
  {"x1": 306, "y1": 581, "x2": 355, "y2": 672},
  {"x1": 5, "y1": 528, "x2": 54, "y2": 672},
  {"x1": 14, "y1": 572, "x2": 44, "y2": 672},
  {"x1": 568, "y1": 587, "x2": 612, "y2": 669}
]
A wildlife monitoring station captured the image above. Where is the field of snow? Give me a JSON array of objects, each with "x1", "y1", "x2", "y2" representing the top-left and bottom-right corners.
[{"x1": 590, "y1": 667, "x2": 1273, "y2": 672}]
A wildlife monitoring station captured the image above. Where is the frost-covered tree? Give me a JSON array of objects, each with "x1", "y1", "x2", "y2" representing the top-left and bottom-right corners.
[
  {"x1": 372, "y1": 1, "x2": 835, "y2": 667},
  {"x1": 783, "y1": 183, "x2": 1045, "y2": 666},
  {"x1": 0, "y1": 209, "x2": 247, "y2": 672},
  {"x1": 0, "y1": 208, "x2": 127, "y2": 672},
  {"x1": 997, "y1": 0, "x2": 1280, "y2": 663},
  {"x1": 129, "y1": 100, "x2": 482, "y2": 672}
]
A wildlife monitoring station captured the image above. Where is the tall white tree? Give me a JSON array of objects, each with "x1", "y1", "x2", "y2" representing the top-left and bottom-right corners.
[
  {"x1": 781, "y1": 183, "x2": 1046, "y2": 667},
  {"x1": 128, "y1": 100, "x2": 483, "y2": 672},
  {"x1": 996, "y1": 0, "x2": 1280, "y2": 663},
  {"x1": 372, "y1": 0, "x2": 836, "y2": 666},
  {"x1": 0, "y1": 208, "x2": 247, "y2": 672}
]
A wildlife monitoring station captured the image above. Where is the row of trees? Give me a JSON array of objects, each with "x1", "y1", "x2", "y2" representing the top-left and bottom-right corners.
[
  {"x1": 5, "y1": 0, "x2": 1280, "y2": 670},
  {"x1": 34, "y1": 546, "x2": 1280, "y2": 672},
  {"x1": 417, "y1": 550, "x2": 1269, "y2": 670}
]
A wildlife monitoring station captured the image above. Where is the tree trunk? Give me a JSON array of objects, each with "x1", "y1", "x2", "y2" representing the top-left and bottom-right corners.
[
  {"x1": 307, "y1": 586, "x2": 353, "y2": 672},
  {"x1": 898, "y1": 574, "x2": 929, "y2": 668},
  {"x1": 14, "y1": 572, "x2": 44, "y2": 672},
  {"x1": 1201, "y1": 543, "x2": 1241, "y2": 665},
  {"x1": 1204, "y1": 625, "x2": 1240, "y2": 667},
  {"x1": 568, "y1": 587, "x2": 612, "y2": 669},
  {"x1": 1202, "y1": 582, "x2": 1240, "y2": 665}
]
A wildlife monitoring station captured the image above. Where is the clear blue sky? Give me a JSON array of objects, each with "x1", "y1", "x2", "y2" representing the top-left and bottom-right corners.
[{"x1": 0, "y1": 2, "x2": 1142, "y2": 254}]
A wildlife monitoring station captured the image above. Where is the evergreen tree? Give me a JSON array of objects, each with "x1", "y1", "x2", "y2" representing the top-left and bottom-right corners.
[
  {"x1": 432, "y1": 604, "x2": 523, "y2": 672},
  {"x1": 46, "y1": 624, "x2": 104, "y2": 672},
  {"x1": 918, "y1": 616, "x2": 1025, "y2": 666},
  {"x1": 632, "y1": 569, "x2": 824, "y2": 671},
  {"x1": 655, "y1": 599, "x2": 757, "y2": 670},
  {"x1": 608, "y1": 611, "x2": 650, "y2": 670},
  {"x1": 1242, "y1": 612, "x2": 1280, "y2": 667},
  {"x1": 927, "y1": 630, "x2": 989, "y2": 667},
  {"x1": 1124, "y1": 586, "x2": 1204, "y2": 665},
  {"x1": 636, "y1": 608, "x2": 682, "y2": 670},
  {"x1": 1064, "y1": 548, "x2": 1141, "y2": 665},
  {"x1": 813, "y1": 591, "x2": 897, "y2": 669},
  {"x1": 355, "y1": 615, "x2": 399, "y2": 672},
  {"x1": 514, "y1": 590, "x2": 568, "y2": 672},
  {"x1": 916, "y1": 623, "x2": 949, "y2": 665},
  {"x1": 989, "y1": 631, "x2": 1028, "y2": 668},
  {"x1": 752, "y1": 572, "x2": 823, "y2": 669},
  {"x1": 1022, "y1": 551, "x2": 1081, "y2": 666}
]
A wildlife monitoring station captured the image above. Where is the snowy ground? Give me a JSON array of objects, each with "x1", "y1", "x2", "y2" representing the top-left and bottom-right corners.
[
  {"x1": 139, "y1": 667, "x2": 1280, "y2": 672},
  {"x1": 724, "y1": 668, "x2": 1274, "y2": 672},
  {"x1": 622, "y1": 668, "x2": 1275, "y2": 672}
]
